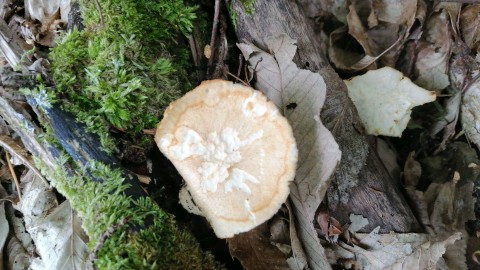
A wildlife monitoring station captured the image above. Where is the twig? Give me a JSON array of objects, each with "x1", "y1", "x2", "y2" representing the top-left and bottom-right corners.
[
  {"x1": 5, "y1": 152, "x2": 21, "y2": 201},
  {"x1": 207, "y1": 0, "x2": 221, "y2": 78},
  {"x1": 226, "y1": 71, "x2": 250, "y2": 87},
  {"x1": 143, "y1": 128, "x2": 156, "y2": 135},
  {"x1": 92, "y1": 0, "x2": 105, "y2": 27},
  {"x1": 236, "y1": 54, "x2": 244, "y2": 83},
  {"x1": 245, "y1": 57, "x2": 263, "y2": 83},
  {"x1": 0, "y1": 135, "x2": 50, "y2": 188},
  {"x1": 86, "y1": 217, "x2": 131, "y2": 270},
  {"x1": 0, "y1": 198, "x2": 15, "y2": 204}
]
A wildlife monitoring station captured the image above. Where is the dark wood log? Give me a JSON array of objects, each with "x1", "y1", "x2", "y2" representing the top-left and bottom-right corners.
[
  {"x1": 0, "y1": 63, "x2": 147, "y2": 200},
  {"x1": 27, "y1": 96, "x2": 147, "y2": 199},
  {"x1": 230, "y1": 0, "x2": 421, "y2": 233}
]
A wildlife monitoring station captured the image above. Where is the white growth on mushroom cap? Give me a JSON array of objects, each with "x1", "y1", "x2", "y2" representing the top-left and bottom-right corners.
[{"x1": 155, "y1": 80, "x2": 297, "y2": 238}]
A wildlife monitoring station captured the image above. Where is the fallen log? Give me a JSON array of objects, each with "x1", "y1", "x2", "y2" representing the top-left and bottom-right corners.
[{"x1": 230, "y1": 0, "x2": 420, "y2": 235}]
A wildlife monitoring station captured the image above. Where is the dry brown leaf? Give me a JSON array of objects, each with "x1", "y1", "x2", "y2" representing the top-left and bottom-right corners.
[
  {"x1": 462, "y1": 81, "x2": 480, "y2": 149},
  {"x1": 286, "y1": 201, "x2": 308, "y2": 270},
  {"x1": 329, "y1": 229, "x2": 461, "y2": 270},
  {"x1": 460, "y1": 4, "x2": 480, "y2": 51},
  {"x1": 7, "y1": 236, "x2": 30, "y2": 270},
  {"x1": 413, "y1": 10, "x2": 451, "y2": 90},
  {"x1": 403, "y1": 152, "x2": 421, "y2": 187},
  {"x1": 424, "y1": 180, "x2": 473, "y2": 269},
  {"x1": 228, "y1": 222, "x2": 290, "y2": 270},
  {"x1": 316, "y1": 206, "x2": 342, "y2": 243},
  {"x1": 297, "y1": 0, "x2": 348, "y2": 24},
  {"x1": 431, "y1": 90, "x2": 461, "y2": 151},
  {"x1": 328, "y1": 0, "x2": 416, "y2": 72},
  {"x1": 405, "y1": 151, "x2": 476, "y2": 269},
  {"x1": 238, "y1": 34, "x2": 341, "y2": 270},
  {"x1": 372, "y1": 0, "x2": 417, "y2": 25},
  {"x1": 269, "y1": 213, "x2": 291, "y2": 255},
  {"x1": 328, "y1": 26, "x2": 377, "y2": 72}
]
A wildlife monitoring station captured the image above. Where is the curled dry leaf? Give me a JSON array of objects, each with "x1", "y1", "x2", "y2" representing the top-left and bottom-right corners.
[
  {"x1": 316, "y1": 206, "x2": 342, "y2": 243},
  {"x1": 404, "y1": 143, "x2": 477, "y2": 269},
  {"x1": 413, "y1": 10, "x2": 451, "y2": 91},
  {"x1": 430, "y1": 90, "x2": 461, "y2": 151},
  {"x1": 238, "y1": 35, "x2": 341, "y2": 270},
  {"x1": 462, "y1": 81, "x2": 480, "y2": 149},
  {"x1": 403, "y1": 152, "x2": 421, "y2": 187},
  {"x1": 329, "y1": 228, "x2": 461, "y2": 270},
  {"x1": 227, "y1": 222, "x2": 290, "y2": 270},
  {"x1": 328, "y1": 0, "x2": 417, "y2": 72},
  {"x1": 345, "y1": 67, "x2": 436, "y2": 136},
  {"x1": 372, "y1": 0, "x2": 417, "y2": 25},
  {"x1": 7, "y1": 236, "x2": 30, "y2": 270},
  {"x1": 269, "y1": 213, "x2": 292, "y2": 254},
  {"x1": 460, "y1": 4, "x2": 480, "y2": 51}
]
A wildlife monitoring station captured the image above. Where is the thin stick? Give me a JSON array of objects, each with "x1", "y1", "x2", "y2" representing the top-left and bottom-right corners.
[
  {"x1": 0, "y1": 198, "x2": 15, "y2": 204},
  {"x1": 236, "y1": 54, "x2": 244, "y2": 83},
  {"x1": 86, "y1": 217, "x2": 130, "y2": 270},
  {"x1": 226, "y1": 71, "x2": 250, "y2": 87},
  {"x1": 93, "y1": 0, "x2": 105, "y2": 27},
  {"x1": 207, "y1": 0, "x2": 221, "y2": 76},
  {"x1": 143, "y1": 129, "x2": 156, "y2": 135},
  {"x1": 6, "y1": 152, "x2": 21, "y2": 201}
]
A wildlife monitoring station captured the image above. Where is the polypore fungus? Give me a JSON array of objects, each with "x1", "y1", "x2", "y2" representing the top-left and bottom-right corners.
[{"x1": 155, "y1": 80, "x2": 297, "y2": 238}]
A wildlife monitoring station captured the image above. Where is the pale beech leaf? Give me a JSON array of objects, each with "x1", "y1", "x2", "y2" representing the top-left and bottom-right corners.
[{"x1": 238, "y1": 34, "x2": 341, "y2": 270}]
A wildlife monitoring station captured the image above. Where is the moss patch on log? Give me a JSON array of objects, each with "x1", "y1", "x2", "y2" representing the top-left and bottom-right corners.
[
  {"x1": 37, "y1": 156, "x2": 222, "y2": 269},
  {"x1": 49, "y1": 0, "x2": 197, "y2": 152}
]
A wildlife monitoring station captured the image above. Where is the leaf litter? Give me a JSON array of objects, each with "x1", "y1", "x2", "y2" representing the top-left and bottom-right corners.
[
  {"x1": 232, "y1": 1, "x2": 479, "y2": 269},
  {"x1": 238, "y1": 34, "x2": 341, "y2": 270},
  {"x1": 0, "y1": 0, "x2": 479, "y2": 269}
]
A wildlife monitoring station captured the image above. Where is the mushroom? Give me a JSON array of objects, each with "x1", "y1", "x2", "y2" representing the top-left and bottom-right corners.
[{"x1": 155, "y1": 80, "x2": 297, "y2": 238}]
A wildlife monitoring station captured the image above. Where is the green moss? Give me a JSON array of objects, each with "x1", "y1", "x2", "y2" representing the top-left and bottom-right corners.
[
  {"x1": 229, "y1": 0, "x2": 256, "y2": 28},
  {"x1": 36, "y1": 156, "x2": 222, "y2": 269},
  {"x1": 241, "y1": 0, "x2": 256, "y2": 14},
  {"x1": 49, "y1": 0, "x2": 197, "y2": 152}
]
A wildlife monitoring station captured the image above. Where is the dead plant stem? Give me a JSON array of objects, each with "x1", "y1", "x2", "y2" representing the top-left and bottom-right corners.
[
  {"x1": 6, "y1": 152, "x2": 21, "y2": 201},
  {"x1": 207, "y1": 0, "x2": 221, "y2": 77}
]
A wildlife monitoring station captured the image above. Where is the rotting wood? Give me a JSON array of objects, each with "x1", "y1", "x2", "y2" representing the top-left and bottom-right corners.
[
  {"x1": 230, "y1": 0, "x2": 420, "y2": 234},
  {"x1": 0, "y1": 23, "x2": 148, "y2": 198},
  {"x1": 27, "y1": 95, "x2": 147, "y2": 199},
  {"x1": 0, "y1": 17, "x2": 28, "y2": 71}
]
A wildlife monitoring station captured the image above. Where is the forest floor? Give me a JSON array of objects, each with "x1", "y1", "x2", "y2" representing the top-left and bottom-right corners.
[{"x1": 0, "y1": 1, "x2": 479, "y2": 270}]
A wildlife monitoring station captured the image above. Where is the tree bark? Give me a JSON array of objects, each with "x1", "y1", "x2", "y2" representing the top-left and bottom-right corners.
[{"x1": 230, "y1": 0, "x2": 421, "y2": 233}]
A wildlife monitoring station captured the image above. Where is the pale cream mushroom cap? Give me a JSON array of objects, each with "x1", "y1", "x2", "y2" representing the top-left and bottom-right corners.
[{"x1": 155, "y1": 79, "x2": 297, "y2": 238}]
